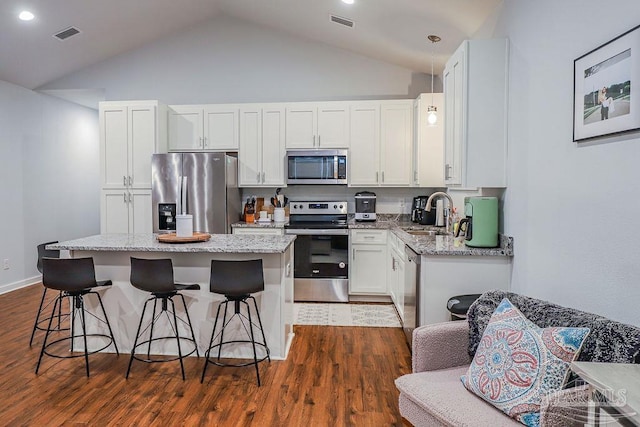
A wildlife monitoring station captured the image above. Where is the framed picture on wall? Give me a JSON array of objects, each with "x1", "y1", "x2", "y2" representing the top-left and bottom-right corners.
[{"x1": 573, "y1": 24, "x2": 640, "y2": 142}]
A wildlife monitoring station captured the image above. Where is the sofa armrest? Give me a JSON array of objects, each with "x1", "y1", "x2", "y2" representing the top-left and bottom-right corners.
[
  {"x1": 412, "y1": 321, "x2": 472, "y2": 373},
  {"x1": 540, "y1": 385, "x2": 590, "y2": 427}
]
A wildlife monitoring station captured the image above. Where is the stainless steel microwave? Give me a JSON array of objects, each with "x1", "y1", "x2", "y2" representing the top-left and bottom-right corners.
[{"x1": 287, "y1": 150, "x2": 347, "y2": 185}]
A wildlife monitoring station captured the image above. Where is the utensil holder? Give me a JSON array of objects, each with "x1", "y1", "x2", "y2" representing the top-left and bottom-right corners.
[{"x1": 273, "y1": 208, "x2": 285, "y2": 223}]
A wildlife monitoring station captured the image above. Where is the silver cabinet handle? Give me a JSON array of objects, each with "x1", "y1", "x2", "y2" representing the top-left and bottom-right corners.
[
  {"x1": 352, "y1": 249, "x2": 356, "y2": 260},
  {"x1": 414, "y1": 170, "x2": 418, "y2": 183},
  {"x1": 364, "y1": 236, "x2": 374, "y2": 240},
  {"x1": 129, "y1": 193, "x2": 132, "y2": 203},
  {"x1": 199, "y1": 137, "x2": 204, "y2": 148},
  {"x1": 123, "y1": 192, "x2": 127, "y2": 203},
  {"x1": 445, "y1": 164, "x2": 451, "y2": 180},
  {"x1": 313, "y1": 135, "x2": 316, "y2": 147},
  {"x1": 128, "y1": 175, "x2": 132, "y2": 186},
  {"x1": 262, "y1": 172, "x2": 265, "y2": 182},
  {"x1": 376, "y1": 171, "x2": 379, "y2": 183},
  {"x1": 123, "y1": 176, "x2": 127, "y2": 186},
  {"x1": 318, "y1": 135, "x2": 321, "y2": 146},
  {"x1": 257, "y1": 172, "x2": 261, "y2": 182},
  {"x1": 203, "y1": 136, "x2": 207, "y2": 147},
  {"x1": 382, "y1": 171, "x2": 385, "y2": 182}
]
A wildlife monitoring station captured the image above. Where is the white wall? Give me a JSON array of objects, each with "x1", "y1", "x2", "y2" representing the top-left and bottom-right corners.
[
  {"x1": 0, "y1": 80, "x2": 99, "y2": 294},
  {"x1": 494, "y1": 0, "x2": 640, "y2": 326},
  {"x1": 38, "y1": 14, "x2": 437, "y2": 104}
]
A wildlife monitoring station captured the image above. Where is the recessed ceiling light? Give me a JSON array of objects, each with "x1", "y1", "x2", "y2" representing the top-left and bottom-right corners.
[
  {"x1": 19, "y1": 10, "x2": 35, "y2": 21},
  {"x1": 341, "y1": 0, "x2": 355, "y2": 4}
]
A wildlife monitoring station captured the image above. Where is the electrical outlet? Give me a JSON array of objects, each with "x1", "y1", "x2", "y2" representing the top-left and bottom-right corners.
[{"x1": 2, "y1": 259, "x2": 9, "y2": 270}]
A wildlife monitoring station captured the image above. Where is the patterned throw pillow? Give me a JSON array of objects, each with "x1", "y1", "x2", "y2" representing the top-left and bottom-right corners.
[{"x1": 461, "y1": 298, "x2": 590, "y2": 427}]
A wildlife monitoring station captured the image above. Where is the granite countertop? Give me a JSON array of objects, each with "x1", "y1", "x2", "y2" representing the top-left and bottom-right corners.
[
  {"x1": 348, "y1": 217, "x2": 514, "y2": 257},
  {"x1": 48, "y1": 233, "x2": 296, "y2": 254}
]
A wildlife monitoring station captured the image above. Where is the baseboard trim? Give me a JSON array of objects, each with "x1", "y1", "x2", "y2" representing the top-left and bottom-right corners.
[{"x1": 0, "y1": 276, "x2": 41, "y2": 295}]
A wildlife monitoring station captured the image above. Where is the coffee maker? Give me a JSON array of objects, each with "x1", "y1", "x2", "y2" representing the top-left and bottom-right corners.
[
  {"x1": 456, "y1": 197, "x2": 499, "y2": 247},
  {"x1": 355, "y1": 191, "x2": 376, "y2": 221},
  {"x1": 411, "y1": 196, "x2": 436, "y2": 225}
]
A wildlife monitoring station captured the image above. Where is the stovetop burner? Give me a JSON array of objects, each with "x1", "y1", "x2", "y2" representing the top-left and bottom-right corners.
[{"x1": 287, "y1": 201, "x2": 348, "y2": 229}]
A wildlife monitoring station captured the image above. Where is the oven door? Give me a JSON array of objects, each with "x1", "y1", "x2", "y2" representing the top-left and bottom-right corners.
[{"x1": 285, "y1": 228, "x2": 349, "y2": 302}]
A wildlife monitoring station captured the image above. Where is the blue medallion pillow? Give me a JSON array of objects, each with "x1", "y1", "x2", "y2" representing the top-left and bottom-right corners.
[{"x1": 461, "y1": 298, "x2": 590, "y2": 427}]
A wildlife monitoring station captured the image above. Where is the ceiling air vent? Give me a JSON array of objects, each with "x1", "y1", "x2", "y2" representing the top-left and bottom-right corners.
[
  {"x1": 330, "y1": 15, "x2": 354, "y2": 28},
  {"x1": 53, "y1": 26, "x2": 81, "y2": 41}
]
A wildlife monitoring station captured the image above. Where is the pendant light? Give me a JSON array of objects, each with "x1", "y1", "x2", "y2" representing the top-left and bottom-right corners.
[{"x1": 427, "y1": 35, "x2": 441, "y2": 126}]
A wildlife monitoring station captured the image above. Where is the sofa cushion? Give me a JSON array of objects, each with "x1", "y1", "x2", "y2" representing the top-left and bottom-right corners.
[
  {"x1": 467, "y1": 290, "x2": 640, "y2": 367},
  {"x1": 461, "y1": 298, "x2": 590, "y2": 427},
  {"x1": 395, "y1": 366, "x2": 521, "y2": 427}
]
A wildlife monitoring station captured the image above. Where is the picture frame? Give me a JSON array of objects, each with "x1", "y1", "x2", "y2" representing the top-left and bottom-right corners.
[{"x1": 573, "y1": 24, "x2": 640, "y2": 142}]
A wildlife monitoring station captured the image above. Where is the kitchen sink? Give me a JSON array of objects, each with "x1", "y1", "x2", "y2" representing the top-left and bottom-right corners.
[{"x1": 406, "y1": 230, "x2": 440, "y2": 236}]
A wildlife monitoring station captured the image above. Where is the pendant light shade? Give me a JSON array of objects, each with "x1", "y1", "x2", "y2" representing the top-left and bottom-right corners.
[{"x1": 427, "y1": 35, "x2": 441, "y2": 127}]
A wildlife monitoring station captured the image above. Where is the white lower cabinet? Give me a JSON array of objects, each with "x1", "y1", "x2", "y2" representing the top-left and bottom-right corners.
[
  {"x1": 232, "y1": 227, "x2": 284, "y2": 235},
  {"x1": 387, "y1": 232, "x2": 407, "y2": 322},
  {"x1": 101, "y1": 190, "x2": 152, "y2": 234},
  {"x1": 349, "y1": 230, "x2": 388, "y2": 295},
  {"x1": 420, "y1": 255, "x2": 511, "y2": 325}
]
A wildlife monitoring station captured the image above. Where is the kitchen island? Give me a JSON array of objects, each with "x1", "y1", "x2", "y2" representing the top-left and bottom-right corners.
[{"x1": 48, "y1": 233, "x2": 296, "y2": 360}]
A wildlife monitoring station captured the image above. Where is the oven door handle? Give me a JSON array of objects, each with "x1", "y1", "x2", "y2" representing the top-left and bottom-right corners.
[{"x1": 285, "y1": 229, "x2": 349, "y2": 236}]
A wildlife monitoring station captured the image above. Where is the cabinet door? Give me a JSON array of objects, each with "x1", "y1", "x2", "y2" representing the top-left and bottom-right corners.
[
  {"x1": 168, "y1": 106, "x2": 203, "y2": 151},
  {"x1": 101, "y1": 190, "x2": 129, "y2": 234},
  {"x1": 238, "y1": 107, "x2": 262, "y2": 186},
  {"x1": 129, "y1": 105, "x2": 156, "y2": 188},
  {"x1": 380, "y1": 102, "x2": 412, "y2": 186},
  {"x1": 349, "y1": 103, "x2": 380, "y2": 186},
  {"x1": 100, "y1": 105, "x2": 128, "y2": 189},
  {"x1": 443, "y1": 44, "x2": 465, "y2": 186},
  {"x1": 317, "y1": 103, "x2": 349, "y2": 148},
  {"x1": 350, "y1": 244, "x2": 387, "y2": 294},
  {"x1": 285, "y1": 105, "x2": 316, "y2": 149},
  {"x1": 413, "y1": 94, "x2": 445, "y2": 188},
  {"x1": 261, "y1": 106, "x2": 286, "y2": 186},
  {"x1": 395, "y1": 249, "x2": 406, "y2": 322},
  {"x1": 130, "y1": 191, "x2": 152, "y2": 234},
  {"x1": 204, "y1": 105, "x2": 239, "y2": 150}
]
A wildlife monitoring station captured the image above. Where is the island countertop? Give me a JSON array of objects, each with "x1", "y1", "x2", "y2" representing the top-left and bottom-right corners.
[{"x1": 49, "y1": 233, "x2": 296, "y2": 254}]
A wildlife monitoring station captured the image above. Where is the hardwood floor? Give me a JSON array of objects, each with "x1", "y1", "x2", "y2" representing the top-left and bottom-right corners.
[{"x1": 0, "y1": 284, "x2": 412, "y2": 426}]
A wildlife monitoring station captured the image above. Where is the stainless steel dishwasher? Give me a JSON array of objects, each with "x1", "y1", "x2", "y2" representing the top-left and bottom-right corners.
[{"x1": 404, "y1": 246, "x2": 420, "y2": 349}]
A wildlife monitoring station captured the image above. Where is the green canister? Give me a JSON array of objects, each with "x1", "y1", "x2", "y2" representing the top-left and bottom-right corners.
[{"x1": 463, "y1": 197, "x2": 499, "y2": 247}]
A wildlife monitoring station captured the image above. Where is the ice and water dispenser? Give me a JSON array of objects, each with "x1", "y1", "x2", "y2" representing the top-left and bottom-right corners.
[{"x1": 158, "y1": 203, "x2": 177, "y2": 232}]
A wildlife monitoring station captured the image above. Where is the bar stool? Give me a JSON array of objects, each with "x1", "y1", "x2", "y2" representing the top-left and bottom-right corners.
[
  {"x1": 126, "y1": 257, "x2": 200, "y2": 380},
  {"x1": 201, "y1": 259, "x2": 270, "y2": 386},
  {"x1": 30, "y1": 241, "x2": 69, "y2": 347},
  {"x1": 35, "y1": 257, "x2": 119, "y2": 377}
]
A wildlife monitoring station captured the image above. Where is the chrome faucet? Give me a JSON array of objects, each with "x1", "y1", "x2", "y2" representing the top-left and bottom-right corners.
[{"x1": 425, "y1": 192, "x2": 454, "y2": 233}]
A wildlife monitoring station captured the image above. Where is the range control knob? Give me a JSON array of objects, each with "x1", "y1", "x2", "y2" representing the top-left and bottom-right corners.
[
  {"x1": 293, "y1": 204, "x2": 298, "y2": 209},
  {"x1": 333, "y1": 205, "x2": 337, "y2": 209},
  {"x1": 339, "y1": 205, "x2": 344, "y2": 209}
]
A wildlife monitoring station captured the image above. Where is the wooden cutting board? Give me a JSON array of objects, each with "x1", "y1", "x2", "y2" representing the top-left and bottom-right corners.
[{"x1": 157, "y1": 232, "x2": 211, "y2": 243}]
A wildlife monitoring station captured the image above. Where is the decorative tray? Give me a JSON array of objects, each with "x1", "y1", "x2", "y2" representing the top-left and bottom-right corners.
[{"x1": 157, "y1": 232, "x2": 211, "y2": 243}]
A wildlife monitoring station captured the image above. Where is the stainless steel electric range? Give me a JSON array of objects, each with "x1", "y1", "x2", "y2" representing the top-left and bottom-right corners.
[{"x1": 284, "y1": 201, "x2": 349, "y2": 302}]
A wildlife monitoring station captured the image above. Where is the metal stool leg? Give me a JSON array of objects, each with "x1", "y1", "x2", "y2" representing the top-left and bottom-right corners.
[
  {"x1": 245, "y1": 299, "x2": 261, "y2": 386},
  {"x1": 201, "y1": 302, "x2": 224, "y2": 383},
  {"x1": 249, "y1": 296, "x2": 270, "y2": 362},
  {"x1": 35, "y1": 295, "x2": 61, "y2": 374},
  {"x1": 126, "y1": 297, "x2": 151, "y2": 379},
  {"x1": 29, "y1": 288, "x2": 48, "y2": 347},
  {"x1": 217, "y1": 300, "x2": 230, "y2": 360},
  {"x1": 78, "y1": 296, "x2": 90, "y2": 377},
  {"x1": 93, "y1": 291, "x2": 119, "y2": 355},
  {"x1": 169, "y1": 297, "x2": 186, "y2": 381},
  {"x1": 178, "y1": 293, "x2": 199, "y2": 358}
]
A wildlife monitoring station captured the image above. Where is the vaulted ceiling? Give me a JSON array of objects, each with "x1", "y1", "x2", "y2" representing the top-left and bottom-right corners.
[{"x1": 1, "y1": 0, "x2": 502, "y2": 90}]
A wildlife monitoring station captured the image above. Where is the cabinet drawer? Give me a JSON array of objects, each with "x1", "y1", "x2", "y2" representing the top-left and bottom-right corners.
[
  {"x1": 351, "y1": 229, "x2": 387, "y2": 244},
  {"x1": 233, "y1": 227, "x2": 284, "y2": 235}
]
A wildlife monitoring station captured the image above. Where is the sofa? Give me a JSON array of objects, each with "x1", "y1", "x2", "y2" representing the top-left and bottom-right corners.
[{"x1": 395, "y1": 290, "x2": 640, "y2": 427}]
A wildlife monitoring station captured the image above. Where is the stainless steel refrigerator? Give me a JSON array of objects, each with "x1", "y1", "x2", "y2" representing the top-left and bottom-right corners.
[{"x1": 151, "y1": 152, "x2": 241, "y2": 234}]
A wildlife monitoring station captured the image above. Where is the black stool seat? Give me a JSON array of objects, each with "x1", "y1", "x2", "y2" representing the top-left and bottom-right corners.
[
  {"x1": 126, "y1": 257, "x2": 200, "y2": 380},
  {"x1": 35, "y1": 257, "x2": 119, "y2": 377},
  {"x1": 201, "y1": 259, "x2": 270, "y2": 386},
  {"x1": 446, "y1": 294, "x2": 482, "y2": 320}
]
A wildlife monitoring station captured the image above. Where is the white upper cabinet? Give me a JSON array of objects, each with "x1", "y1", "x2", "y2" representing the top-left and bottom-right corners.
[
  {"x1": 168, "y1": 104, "x2": 239, "y2": 151},
  {"x1": 443, "y1": 39, "x2": 509, "y2": 188},
  {"x1": 285, "y1": 102, "x2": 349, "y2": 149},
  {"x1": 349, "y1": 100, "x2": 413, "y2": 187},
  {"x1": 349, "y1": 102, "x2": 380, "y2": 186},
  {"x1": 100, "y1": 100, "x2": 167, "y2": 190},
  {"x1": 238, "y1": 104, "x2": 286, "y2": 187},
  {"x1": 380, "y1": 101, "x2": 413, "y2": 186},
  {"x1": 413, "y1": 93, "x2": 445, "y2": 187}
]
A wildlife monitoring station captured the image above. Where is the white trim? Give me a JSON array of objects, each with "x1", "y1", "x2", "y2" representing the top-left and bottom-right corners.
[{"x1": 0, "y1": 275, "x2": 41, "y2": 295}]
